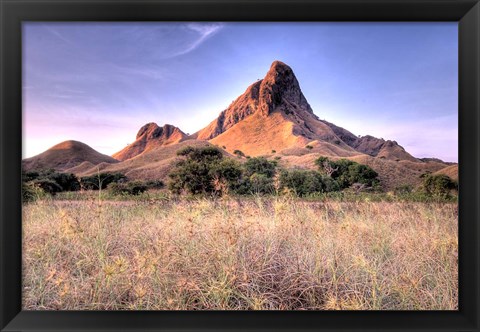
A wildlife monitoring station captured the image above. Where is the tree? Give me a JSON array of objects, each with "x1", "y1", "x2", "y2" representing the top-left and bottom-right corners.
[
  {"x1": 22, "y1": 170, "x2": 40, "y2": 182},
  {"x1": 49, "y1": 172, "x2": 80, "y2": 191},
  {"x1": 168, "y1": 146, "x2": 242, "y2": 196},
  {"x1": 316, "y1": 157, "x2": 338, "y2": 177},
  {"x1": 211, "y1": 158, "x2": 244, "y2": 195},
  {"x1": 168, "y1": 158, "x2": 215, "y2": 194},
  {"x1": 244, "y1": 157, "x2": 277, "y2": 178},
  {"x1": 278, "y1": 169, "x2": 338, "y2": 197},
  {"x1": 421, "y1": 174, "x2": 457, "y2": 198},
  {"x1": 239, "y1": 157, "x2": 278, "y2": 195},
  {"x1": 315, "y1": 157, "x2": 379, "y2": 189},
  {"x1": 249, "y1": 173, "x2": 276, "y2": 195}
]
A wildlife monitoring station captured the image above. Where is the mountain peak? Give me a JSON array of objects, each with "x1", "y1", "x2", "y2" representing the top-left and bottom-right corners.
[
  {"x1": 258, "y1": 60, "x2": 312, "y2": 116},
  {"x1": 136, "y1": 122, "x2": 160, "y2": 139},
  {"x1": 136, "y1": 123, "x2": 183, "y2": 140},
  {"x1": 114, "y1": 123, "x2": 187, "y2": 161},
  {"x1": 267, "y1": 60, "x2": 292, "y2": 75},
  {"x1": 195, "y1": 61, "x2": 313, "y2": 140},
  {"x1": 51, "y1": 140, "x2": 89, "y2": 150}
]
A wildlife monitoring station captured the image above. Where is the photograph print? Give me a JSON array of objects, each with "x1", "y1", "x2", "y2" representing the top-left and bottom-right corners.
[{"x1": 22, "y1": 22, "x2": 458, "y2": 310}]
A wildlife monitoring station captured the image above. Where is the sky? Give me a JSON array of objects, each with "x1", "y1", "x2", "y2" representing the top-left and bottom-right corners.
[{"x1": 23, "y1": 22, "x2": 458, "y2": 162}]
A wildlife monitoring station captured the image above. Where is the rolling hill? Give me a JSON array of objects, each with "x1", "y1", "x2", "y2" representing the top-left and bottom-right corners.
[{"x1": 23, "y1": 140, "x2": 118, "y2": 172}]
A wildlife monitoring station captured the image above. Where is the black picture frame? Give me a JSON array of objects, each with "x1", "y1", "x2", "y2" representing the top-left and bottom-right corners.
[{"x1": 1, "y1": 0, "x2": 479, "y2": 331}]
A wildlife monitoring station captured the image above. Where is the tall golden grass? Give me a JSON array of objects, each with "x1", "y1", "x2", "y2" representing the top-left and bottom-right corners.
[{"x1": 22, "y1": 196, "x2": 457, "y2": 310}]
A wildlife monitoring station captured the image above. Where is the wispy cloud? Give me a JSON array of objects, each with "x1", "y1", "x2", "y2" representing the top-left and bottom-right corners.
[
  {"x1": 169, "y1": 23, "x2": 224, "y2": 57},
  {"x1": 44, "y1": 25, "x2": 76, "y2": 46}
]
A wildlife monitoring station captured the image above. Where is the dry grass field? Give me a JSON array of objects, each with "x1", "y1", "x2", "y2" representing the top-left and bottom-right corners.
[{"x1": 23, "y1": 196, "x2": 458, "y2": 310}]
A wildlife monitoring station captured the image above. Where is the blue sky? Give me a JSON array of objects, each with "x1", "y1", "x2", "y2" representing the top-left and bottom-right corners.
[{"x1": 23, "y1": 22, "x2": 458, "y2": 162}]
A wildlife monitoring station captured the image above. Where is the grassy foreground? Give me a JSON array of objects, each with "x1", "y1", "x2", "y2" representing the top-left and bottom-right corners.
[{"x1": 23, "y1": 196, "x2": 458, "y2": 310}]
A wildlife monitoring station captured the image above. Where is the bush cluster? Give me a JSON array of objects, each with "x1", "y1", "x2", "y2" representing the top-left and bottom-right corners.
[
  {"x1": 168, "y1": 147, "x2": 278, "y2": 196},
  {"x1": 107, "y1": 181, "x2": 148, "y2": 196},
  {"x1": 22, "y1": 149, "x2": 457, "y2": 202},
  {"x1": 22, "y1": 169, "x2": 151, "y2": 201},
  {"x1": 22, "y1": 169, "x2": 81, "y2": 197},
  {"x1": 278, "y1": 169, "x2": 339, "y2": 197},
  {"x1": 167, "y1": 147, "x2": 382, "y2": 197},
  {"x1": 240, "y1": 157, "x2": 278, "y2": 195}
]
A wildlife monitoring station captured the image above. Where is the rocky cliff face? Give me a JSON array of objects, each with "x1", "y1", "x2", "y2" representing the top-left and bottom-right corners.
[
  {"x1": 257, "y1": 60, "x2": 314, "y2": 117},
  {"x1": 112, "y1": 123, "x2": 187, "y2": 161}
]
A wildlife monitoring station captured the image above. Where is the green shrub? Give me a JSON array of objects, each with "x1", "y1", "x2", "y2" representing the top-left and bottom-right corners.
[
  {"x1": 249, "y1": 173, "x2": 276, "y2": 195},
  {"x1": 144, "y1": 180, "x2": 165, "y2": 190},
  {"x1": 31, "y1": 179, "x2": 62, "y2": 195},
  {"x1": 211, "y1": 158, "x2": 242, "y2": 182},
  {"x1": 22, "y1": 182, "x2": 47, "y2": 202},
  {"x1": 421, "y1": 174, "x2": 457, "y2": 198},
  {"x1": 394, "y1": 184, "x2": 413, "y2": 196},
  {"x1": 22, "y1": 170, "x2": 41, "y2": 182},
  {"x1": 279, "y1": 169, "x2": 339, "y2": 197},
  {"x1": 232, "y1": 157, "x2": 278, "y2": 195},
  {"x1": 168, "y1": 159, "x2": 213, "y2": 194},
  {"x1": 244, "y1": 157, "x2": 277, "y2": 178},
  {"x1": 342, "y1": 163, "x2": 379, "y2": 188},
  {"x1": 107, "y1": 181, "x2": 147, "y2": 196},
  {"x1": 211, "y1": 158, "x2": 244, "y2": 195},
  {"x1": 233, "y1": 149, "x2": 245, "y2": 158},
  {"x1": 177, "y1": 145, "x2": 223, "y2": 161},
  {"x1": 49, "y1": 172, "x2": 80, "y2": 191}
]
